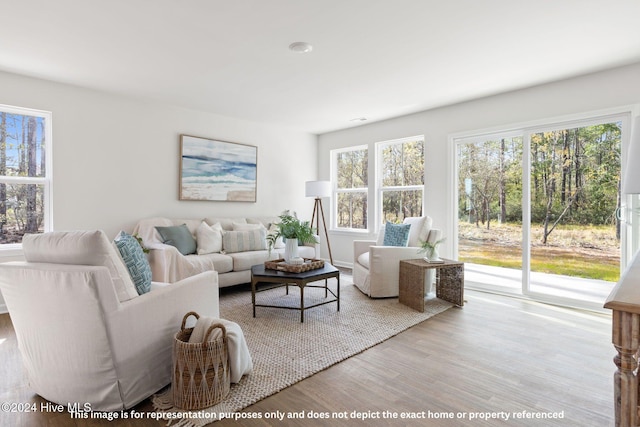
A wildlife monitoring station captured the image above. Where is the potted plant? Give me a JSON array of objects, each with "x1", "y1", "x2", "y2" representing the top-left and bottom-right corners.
[
  {"x1": 418, "y1": 237, "x2": 445, "y2": 262},
  {"x1": 267, "y1": 210, "x2": 318, "y2": 262}
]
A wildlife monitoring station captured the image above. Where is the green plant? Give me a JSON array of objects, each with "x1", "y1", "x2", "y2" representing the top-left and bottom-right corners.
[
  {"x1": 133, "y1": 233, "x2": 150, "y2": 254},
  {"x1": 267, "y1": 210, "x2": 317, "y2": 252},
  {"x1": 418, "y1": 237, "x2": 445, "y2": 259}
]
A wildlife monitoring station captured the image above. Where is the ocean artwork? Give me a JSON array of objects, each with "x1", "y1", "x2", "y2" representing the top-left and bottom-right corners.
[{"x1": 180, "y1": 135, "x2": 257, "y2": 202}]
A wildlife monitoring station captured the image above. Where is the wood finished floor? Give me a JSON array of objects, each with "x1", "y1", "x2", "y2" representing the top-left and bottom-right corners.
[{"x1": 0, "y1": 286, "x2": 614, "y2": 427}]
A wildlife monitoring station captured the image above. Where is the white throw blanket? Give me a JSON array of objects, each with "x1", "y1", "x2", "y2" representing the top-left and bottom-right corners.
[{"x1": 189, "y1": 317, "x2": 253, "y2": 383}]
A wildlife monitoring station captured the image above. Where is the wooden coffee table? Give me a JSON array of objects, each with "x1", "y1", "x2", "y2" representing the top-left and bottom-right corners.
[
  {"x1": 399, "y1": 258, "x2": 464, "y2": 312},
  {"x1": 251, "y1": 263, "x2": 340, "y2": 322}
]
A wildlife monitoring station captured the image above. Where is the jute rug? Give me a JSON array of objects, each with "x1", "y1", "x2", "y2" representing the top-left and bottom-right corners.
[{"x1": 152, "y1": 278, "x2": 453, "y2": 426}]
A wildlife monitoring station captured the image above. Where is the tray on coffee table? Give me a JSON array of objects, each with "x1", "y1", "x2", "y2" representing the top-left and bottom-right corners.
[{"x1": 264, "y1": 258, "x2": 324, "y2": 273}]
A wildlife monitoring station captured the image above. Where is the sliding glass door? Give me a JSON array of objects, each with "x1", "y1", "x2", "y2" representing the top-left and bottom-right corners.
[
  {"x1": 456, "y1": 113, "x2": 629, "y2": 309},
  {"x1": 457, "y1": 134, "x2": 524, "y2": 294}
]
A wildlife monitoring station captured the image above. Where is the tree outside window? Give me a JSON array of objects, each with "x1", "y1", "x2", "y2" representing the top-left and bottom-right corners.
[
  {"x1": 378, "y1": 137, "x2": 424, "y2": 224},
  {"x1": 334, "y1": 146, "x2": 368, "y2": 229},
  {"x1": 0, "y1": 106, "x2": 52, "y2": 245}
]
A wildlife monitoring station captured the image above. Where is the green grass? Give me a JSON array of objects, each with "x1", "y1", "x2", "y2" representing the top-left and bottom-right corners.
[{"x1": 459, "y1": 221, "x2": 620, "y2": 282}]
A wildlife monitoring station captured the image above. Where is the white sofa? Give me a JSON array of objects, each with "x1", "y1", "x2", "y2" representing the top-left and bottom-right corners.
[
  {"x1": 353, "y1": 216, "x2": 441, "y2": 298},
  {"x1": 133, "y1": 216, "x2": 320, "y2": 288},
  {"x1": 0, "y1": 230, "x2": 219, "y2": 411}
]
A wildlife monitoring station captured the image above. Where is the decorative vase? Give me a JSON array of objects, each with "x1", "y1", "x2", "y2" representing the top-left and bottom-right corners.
[
  {"x1": 430, "y1": 247, "x2": 440, "y2": 261},
  {"x1": 284, "y1": 238, "x2": 298, "y2": 263}
]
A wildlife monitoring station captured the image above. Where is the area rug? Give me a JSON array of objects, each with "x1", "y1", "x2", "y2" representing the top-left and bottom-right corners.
[{"x1": 152, "y1": 279, "x2": 453, "y2": 426}]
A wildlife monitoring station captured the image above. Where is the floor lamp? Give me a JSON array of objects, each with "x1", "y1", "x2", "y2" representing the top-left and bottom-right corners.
[{"x1": 305, "y1": 180, "x2": 333, "y2": 265}]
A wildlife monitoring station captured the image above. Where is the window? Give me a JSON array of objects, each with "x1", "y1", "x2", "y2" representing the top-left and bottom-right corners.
[
  {"x1": 0, "y1": 105, "x2": 52, "y2": 246},
  {"x1": 377, "y1": 136, "x2": 424, "y2": 224},
  {"x1": 332, "y1": 146, "x2": 368, "y2": 230},
  {"x1": 331, "y1": 135, "x2": 425, "y2": 232}
]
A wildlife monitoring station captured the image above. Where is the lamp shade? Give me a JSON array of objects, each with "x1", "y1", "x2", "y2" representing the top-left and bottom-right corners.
[
  {"x1": 305, "y1": 180, "x2": 331, "y2": 198},
  {"x1": 623, "y1": 115, "x2": 640, "y2": 194}
]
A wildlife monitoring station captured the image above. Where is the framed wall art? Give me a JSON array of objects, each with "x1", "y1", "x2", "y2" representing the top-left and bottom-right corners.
[{"x1": 179, "y1": 134, "x2": 257, "y2": 202}]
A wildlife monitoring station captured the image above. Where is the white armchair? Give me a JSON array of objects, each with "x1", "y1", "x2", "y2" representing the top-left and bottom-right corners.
[
  {"x1": 353, "y1": 216, "x2": 441, "y2": 298},
  {"x1": 0, "y1": 230, "x2": 219, "y2": 411}
]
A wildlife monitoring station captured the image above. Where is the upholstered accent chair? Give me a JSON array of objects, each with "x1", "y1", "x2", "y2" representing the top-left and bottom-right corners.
[
  {"x1": 353, "y1": 216, "x2": 442, "y2": 298},
  {"x1": 0, "y1": 230, "x2": 219, "y2": 411}
]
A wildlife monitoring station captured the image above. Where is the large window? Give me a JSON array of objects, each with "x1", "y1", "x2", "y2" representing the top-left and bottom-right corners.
[
  {"x1": 0, "y1": 105, "x2": 52, "y2": 246},
  {"x1": 333, "y1": 146, "x2": 368, "y2": 230},
  {"x1": 377, "y1": 136, "x2": 424, "y2": 224},
  {"x1": 331, "y1": 135, "x2": 425, "y2": 232}
]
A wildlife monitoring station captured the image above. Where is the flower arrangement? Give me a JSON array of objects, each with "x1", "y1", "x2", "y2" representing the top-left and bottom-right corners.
[{"x1": 418, "y1": 237, "x2": 445, "y2": 260}]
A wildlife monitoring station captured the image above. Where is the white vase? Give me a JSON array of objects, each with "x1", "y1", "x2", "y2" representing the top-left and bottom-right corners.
[{"x1": 284, "y1": 238, "x2": 298, "y2": 263}]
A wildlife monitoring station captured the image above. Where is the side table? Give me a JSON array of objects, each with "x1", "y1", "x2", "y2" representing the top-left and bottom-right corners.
[{"x1": 399, "y1": 258, "x2": 464, "y2": 312}]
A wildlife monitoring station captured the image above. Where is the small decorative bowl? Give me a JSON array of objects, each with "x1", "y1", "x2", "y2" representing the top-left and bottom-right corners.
[{"x1": 289, "y1": 257, "x2": 304, "y2": 265}]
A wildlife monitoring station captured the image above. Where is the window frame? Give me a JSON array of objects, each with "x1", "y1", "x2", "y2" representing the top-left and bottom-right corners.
[
  {"x1": 0, "y1": 104, "x2": 53, "y2": 253},
  {"x1": 330, "y1": 144, "x2": 369, "y2": 232},
  {"x1": 375, "y1": 135, "x2": 425, "y2": 227},
  {"x1": 330, "y1": 135, "x2": 426, "y2": 235}
]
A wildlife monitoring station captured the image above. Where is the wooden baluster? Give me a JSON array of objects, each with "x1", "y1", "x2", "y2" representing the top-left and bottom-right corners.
[{"x1": 611, "y1": 310, "x2": 640, "y2": 427}]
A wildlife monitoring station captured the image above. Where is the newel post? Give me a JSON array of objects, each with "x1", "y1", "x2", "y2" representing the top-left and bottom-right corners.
[{"x1": 611, "y1": 310, "x2": 640, "y2": 427}]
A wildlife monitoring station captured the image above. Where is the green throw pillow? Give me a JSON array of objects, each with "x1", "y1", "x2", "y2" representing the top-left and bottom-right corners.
[
  {"x1": 114, "y1": 231, "x2": 152, "y2": 295},
  {"x1": 155, "y1": 224, "x2": 197, "y2": 255},
  {"x1": 383, "y1": 221, "x2": 411, "y2": 247}
]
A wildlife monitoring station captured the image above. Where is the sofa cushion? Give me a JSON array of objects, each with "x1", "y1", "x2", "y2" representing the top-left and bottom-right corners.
[
  {"x1": 205, "y1": 217, "x2": 246, "y2": 231},
  {"x1": 357, "y1": 252, "x2": 370, "y2": 269},
  {"x1": 114, "y1": 231, "x2": 152, "y2": 295},
  {"x1": 222, "y1": 229, "x2": 267, "y2": 254},
  {"x1": 382, "y1": 222, "x2": 411, "y2": 247},
  {"x1": 156, "y1": 224, "x2": 197, "y2": 255},
  {"x1": 183, "y1": 252, "x2": 233, "y2": 274},
  {"x1": 247, "y1": 217, "x2": 279, "y2": 228},
  {"x1": 229, "y1": 250, "x2": 273, "y2": 271},
  {"x1": 196, "y1": 222, "x2": 223, "y2": 254},
  {"x1": 403, "y1": 216, "x2": 433, "y2": 247},
  {"x1": 22, "y1": 230, "x2": 139, "y2": 302}
]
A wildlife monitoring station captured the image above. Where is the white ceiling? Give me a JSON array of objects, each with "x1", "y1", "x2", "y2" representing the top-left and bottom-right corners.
[{"x1": 1, "y1": 0, "x2": 640, "y2": 134}]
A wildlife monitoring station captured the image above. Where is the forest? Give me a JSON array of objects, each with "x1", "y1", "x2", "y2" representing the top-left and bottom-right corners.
[
  {"x1": 458, "y1": 122, "x2": 621, "y2": 280},
  {"x1": 335, "y1": 139, "x2": 424, "y2": 229},
  {"x1": 0, "y1": 112, "x2": 46, "y2": 243}
]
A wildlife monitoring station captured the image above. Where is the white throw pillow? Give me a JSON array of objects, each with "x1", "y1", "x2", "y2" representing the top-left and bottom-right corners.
[
  {"x1": 196, "y1": 222, "x2": 223, "y2": 254},
  {"x1": 403, "y1": 216, "x2": 433, "y2": 247}
]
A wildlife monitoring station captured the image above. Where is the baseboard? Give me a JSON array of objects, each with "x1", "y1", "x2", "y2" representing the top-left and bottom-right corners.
[{"x1": 330, "y1": 260, "x2": 353, "y2": 270}]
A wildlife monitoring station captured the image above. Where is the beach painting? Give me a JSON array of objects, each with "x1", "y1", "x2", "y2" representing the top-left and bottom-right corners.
[{"x1": 180, "y1": 135, "x2": 257, "y2": 202}]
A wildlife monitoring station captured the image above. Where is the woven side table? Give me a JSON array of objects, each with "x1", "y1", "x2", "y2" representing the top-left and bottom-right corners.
[{"x1": 399, "y1": 258, "x2": 464, "y2": 312}]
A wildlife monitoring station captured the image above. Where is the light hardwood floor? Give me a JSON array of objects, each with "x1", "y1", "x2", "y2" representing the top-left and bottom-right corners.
[{"x1": 0, "y1": 285, "x2": 614, "y2": 426}]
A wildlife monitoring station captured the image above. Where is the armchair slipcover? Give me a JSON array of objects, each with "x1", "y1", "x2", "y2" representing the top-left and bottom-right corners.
[
  {"x1": 0, "y1": 230, "x2": 220, "y2": 411},
  {"x1": 353, "y1": 216, "x2": 441, "y2": 298}
]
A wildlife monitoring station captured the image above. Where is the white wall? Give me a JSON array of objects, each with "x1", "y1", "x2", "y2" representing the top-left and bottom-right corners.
[
  {"x1": 318, "y1": 62, "x2": 640, "y2": 267},
  {"x1": 0, "y1": 70, "x2": 318, "y2": 312}
]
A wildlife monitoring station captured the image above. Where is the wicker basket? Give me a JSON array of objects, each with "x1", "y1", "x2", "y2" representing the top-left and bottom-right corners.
[
  {"x1": 264, "y1": 258, "x2": 325, "y2": 273},
  {"x1": 172, "y1": 311, "x2": 230, "y2": 410}
]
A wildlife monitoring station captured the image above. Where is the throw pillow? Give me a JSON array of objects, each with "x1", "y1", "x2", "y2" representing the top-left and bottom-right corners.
[
  {"x1": 196, "y1": 221, "x2": 223, "y2": 254},
  {"x1": 382, "y1": 221, "x2": 411, "y2": 247},
  {"x1": 155, "y1": 224, "x2": 197, "y2": 255},
  {"x1": 114, "y1": 231, "x2": 152, "y2": 295},
  {"x1": 403, "y1": 216, "x2": 433, "y2": 247},
  {"x1": 222, "y1": 229, "x2": 267, "y2": 254}
]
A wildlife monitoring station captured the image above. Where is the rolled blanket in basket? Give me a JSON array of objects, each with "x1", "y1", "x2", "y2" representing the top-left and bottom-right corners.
[{"x1": 189, "y1": 316, "x2": 253, "y2": 383}]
